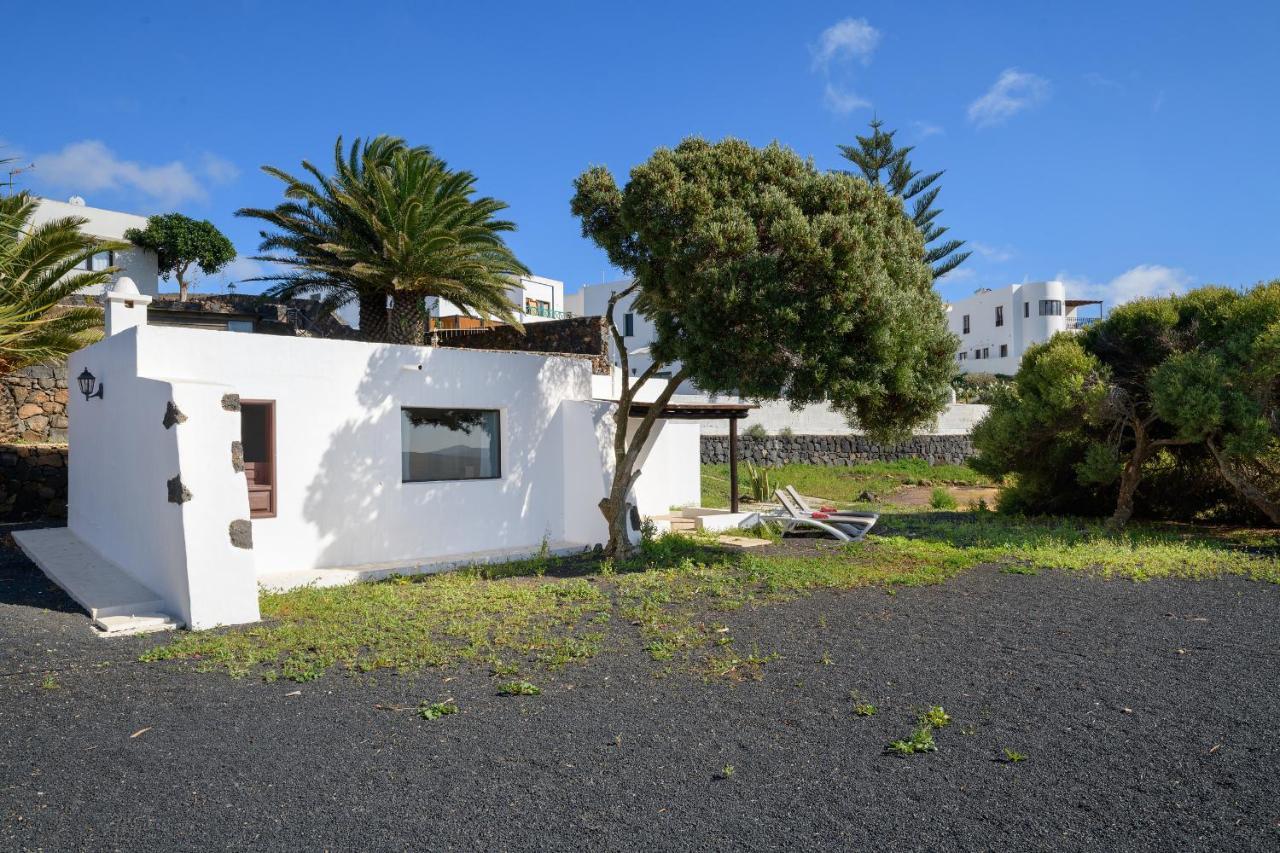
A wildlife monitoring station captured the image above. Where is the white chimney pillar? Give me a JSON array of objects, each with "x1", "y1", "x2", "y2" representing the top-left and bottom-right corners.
[{"x1": 104, "y1": 277, "x2": 152, "y2": 336}]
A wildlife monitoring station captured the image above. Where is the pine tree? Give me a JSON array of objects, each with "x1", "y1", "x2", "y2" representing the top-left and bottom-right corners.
[{"x1": 839, "y1": 119, "x2": 970, "y2": 280}]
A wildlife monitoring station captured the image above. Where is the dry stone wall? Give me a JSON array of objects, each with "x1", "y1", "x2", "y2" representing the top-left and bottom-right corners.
[
  {"x1": 701, "y1": 434, "x2": 975, "y2": 467},
  {"x1": 0, "y1": 362, "x2": 70, "y2": 443}
]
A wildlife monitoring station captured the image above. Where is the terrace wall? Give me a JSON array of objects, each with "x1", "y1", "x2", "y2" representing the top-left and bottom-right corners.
[{"x1": 701, "y1": 434, "x2": 975, "y2": 467}]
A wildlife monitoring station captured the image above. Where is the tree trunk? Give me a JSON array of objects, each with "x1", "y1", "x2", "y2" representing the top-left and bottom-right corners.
[
  {"x1": 178, "y1": 278, "x2": 189, "y2": 302},
  {"x1": 600, "y1": 368, "x2": 691, "y2": 557},
  {"x1": 388, "y1": 292, "x2": 427, "y2": 345},
  {"x1": 357, "y1": 291, "x2": 390, "y2": 342},
  {"x1": 1207, "y1": 438, "x2": 1280, "y2": 525},
  {"x1": 1107, "y1": 425, "x2": 1151, "y2": 531}
]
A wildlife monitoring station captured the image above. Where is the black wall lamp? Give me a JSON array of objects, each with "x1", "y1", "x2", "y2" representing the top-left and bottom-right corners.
[{"x1": 77, "y1": 368, "x2": 104, "y2": 401}]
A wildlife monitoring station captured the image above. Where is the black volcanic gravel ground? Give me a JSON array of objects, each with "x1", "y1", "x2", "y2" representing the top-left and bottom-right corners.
[{"x1": 2, "y1": 541, "x2": 1279, "y2": 852}]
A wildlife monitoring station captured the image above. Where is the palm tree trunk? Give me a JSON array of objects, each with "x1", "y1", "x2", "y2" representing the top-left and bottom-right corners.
[
  {"x1": 357, "y1": 291, "x2": 389, "y2": 342},
  {"x1": 388, "y1": 292, "x2": 427, "y2": 345}
]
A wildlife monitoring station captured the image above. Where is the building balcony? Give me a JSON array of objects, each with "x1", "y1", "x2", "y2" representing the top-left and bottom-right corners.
[{"x1": 523, "y1": 305, "x2": 575, "y2": 320}]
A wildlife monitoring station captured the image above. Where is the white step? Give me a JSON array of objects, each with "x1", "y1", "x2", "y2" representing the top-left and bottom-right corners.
[{"x1": 11, "y1": 527, "x2": 180, "y2": 635}]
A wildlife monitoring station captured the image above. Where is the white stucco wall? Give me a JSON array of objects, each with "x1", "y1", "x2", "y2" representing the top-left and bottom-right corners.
[
  {"x1": 68, "y1": 329, "x2": 259, "y2": 628},
  {"x1": 31, "y1": 198, "x2": 160, "y2": 296}
]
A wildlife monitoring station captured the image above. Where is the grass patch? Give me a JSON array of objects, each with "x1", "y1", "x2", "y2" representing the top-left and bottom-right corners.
[
  {"x1": 141, "y1": 512, "x2": 1278, "y2": 683},
  {"x1": 701, "y1": 460, "x2": 991, "y2": 509}
]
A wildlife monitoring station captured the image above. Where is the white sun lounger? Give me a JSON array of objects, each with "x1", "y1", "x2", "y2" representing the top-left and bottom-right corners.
[
  {"x1": 763, "y1": 489, "x2": 875, "y2": 542},
  {"x1": 784, "y1": 485, "x2": 878, "y2": 535}
]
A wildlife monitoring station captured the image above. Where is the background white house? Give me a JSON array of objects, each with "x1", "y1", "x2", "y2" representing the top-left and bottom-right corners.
[
  {"x1": 947, "y1": 281, "x2": 1103, "y2": 376},
  {"x1": 566, "y1": 280, "x2": 700, "y2": 393},
  {"x1": 30, "y1": 197, "x2": 159, "y2": 296},
  {"x1": 432, "y1": 274, "x2": 570, "y2": 328}
]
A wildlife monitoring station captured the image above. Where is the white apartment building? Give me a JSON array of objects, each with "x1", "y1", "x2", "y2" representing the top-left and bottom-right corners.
[
  {"x1": 947, "y1": 281, "x2": 1102, "y2": 375},
  {"x1": 432, "y1": 274, "x2": 569, "y2": 328},
  {"x1": 30, "y1": 197, "x2": 160, "y2": 296}
]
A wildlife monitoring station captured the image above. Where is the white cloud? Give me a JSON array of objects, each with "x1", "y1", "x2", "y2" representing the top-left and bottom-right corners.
[
  {"x1": 29, "y1": 140, "x2": 236, "y2": 206},
  {"x1": 938, "y1": 267, "x2": 977, "y2": 283},
  {"x1": 967, "y1": 69, "x2": 1050, "y2": 127},
  {"x1": 912, "y1": 121, "x2": 944, "y2": 138},
  {"x1": 970, "y1": 242, "x2": 1015, "y2": 263},
  {"x1": 811, "y1": 18, "x2": 881, "y2": 71},
  {"x1": 1057, "y1": 264, "x2": 1193, "y2": 305},
  {"x1": 201, "y1": 152, "x2": 240, "y2": 185},
  {"x1": 823, "y1": 83, "x2": 872, "y2": 115}
]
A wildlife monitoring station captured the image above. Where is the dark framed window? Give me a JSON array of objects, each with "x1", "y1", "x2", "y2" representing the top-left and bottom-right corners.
[
  {"x1": 402, "y1": 408, "x2": 500, "y2": 482},
  {"x1": 78, "y1": 250, "x2": 114, "y2": 272},
  {"x1": 974, "y1": 349, "x2": 981, "y2": 359},
  {"x1": 1024, "y1": 302, "x2": 1030, "y2": 318},
  {"x1": 1000, "y1": 344, "x2": 1009, "y2": 357},
  {"x1": 1039, "y1": 299, "x2": 1063, "y2": 316},
  {"x1": 983, "y1": 347, "x2": 990, "y2": 359},
  {"x1": 995, "y1": 306, "x2": 1004, "y2": 327},
  {"x1": 623, "y1": 313, "x2": 635, "y2": 337},
  {"x1": 241, "y1": 401, "x2": 276, "y2": 518},
  {"x1": 957, "y1": 351, "x2": 967, "y2": 361},
  {"x1": 962, "y1": 314, "x2": 970, "y2": 334}
]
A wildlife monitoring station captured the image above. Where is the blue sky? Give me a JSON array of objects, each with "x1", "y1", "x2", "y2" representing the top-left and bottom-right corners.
[{"x1": 7, "y1": 1, "x2": 1278, "y2": 306}]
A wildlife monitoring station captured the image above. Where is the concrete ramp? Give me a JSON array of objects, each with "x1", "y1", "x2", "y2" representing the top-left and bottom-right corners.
[{"x1": 12, "y1": 527, "x2": 180, "y2": 636}]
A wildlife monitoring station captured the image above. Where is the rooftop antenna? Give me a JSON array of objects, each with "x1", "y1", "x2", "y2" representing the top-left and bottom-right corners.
[{"x1": 2, "y1": 162, "x2": 34, "y2": 191}]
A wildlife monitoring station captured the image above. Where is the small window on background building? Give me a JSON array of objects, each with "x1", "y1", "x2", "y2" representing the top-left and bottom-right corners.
[
  {"x1": 995, "y1": 306, "x2": 1004, "y2": 327},
  {"x1": 957, "y1": 352, "x2": 966, "y2": 361},
  {"x1": 1000, "y1": 344, "x2": 1008, "y2": 357},
  {"x1": 1039, "y1": 299, "x2": 1063, "y2": 316},
  {"x1": 402, "y1": 408, "x2": 500, "y2": 482},
  {"x1": 974, "y1": 349, "x2": 981, "y2": 359},
  {"x1": 623, "y1": 313, "x2": 634, "y2": 336},
  {"x1": 1024, "y1": 302, "x2": 1030, "y2": 318},
  {"x1": 962, "y1": 314, "x2": 970, "y2": 334},
  {"x1": 78, "y1": 250, "x2": 114, "y2": 272},
  {"x1": 983, "y1": 347, "x2": 990, "y2": 359}
]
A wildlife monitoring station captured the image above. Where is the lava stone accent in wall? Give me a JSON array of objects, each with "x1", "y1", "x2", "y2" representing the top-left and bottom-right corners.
[
  {"x1": 231, "y1": 441, "x2": 244, "y2": 473},
  {"x1": 221, "y1": 393, "x2": 241, "y2": 412},
  {"x1": 162, "y1": 401, "x2": 187, "y2": 429},
  {"x1": 434, "y1": 316, "x2": 612, "y2": 375},
  {"x1": 0, "y1": 363, "x2": 70, "y2": 443},
  {"x1": 167, "y1": 475, "x2": 192, "y2": 504},
  {"x1": 701, "y1": 434, "x2": 976, "y2": 467},
  {"x1": 0, "y1": 443, "x2": 68, "y2": 520},
  {"x1": 229, "y1": 519, "x2": 253, "y2": 549}
]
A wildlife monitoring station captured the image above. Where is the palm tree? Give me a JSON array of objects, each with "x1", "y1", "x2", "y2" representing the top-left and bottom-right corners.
[
  {"x1": 237, "y1": 136, "x2": 405, "y2": 341},
  {"x1": 239, "y1": 136, "x2": 528, "y2": 344},
  {"x1": 0, "y1": 192, "x2": 116, "y2": 374}
]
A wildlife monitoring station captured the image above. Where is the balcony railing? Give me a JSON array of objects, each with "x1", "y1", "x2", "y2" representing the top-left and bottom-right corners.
[
  {"x1": 1066, "y1": 316, "x2": 1101, "y2": 330},
  {"x1": 524, "y1": 305, "x2": 575, "y2": 320}
]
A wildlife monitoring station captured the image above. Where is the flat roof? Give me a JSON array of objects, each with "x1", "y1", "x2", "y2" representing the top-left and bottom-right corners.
[{"x1": 625, "y1": 401, "x2": 756, "y2": 420}]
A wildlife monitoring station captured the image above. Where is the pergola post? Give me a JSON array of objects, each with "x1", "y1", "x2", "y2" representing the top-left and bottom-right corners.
[{"x1": 729, "y1": 416, "x2": 739, "y2": 513}]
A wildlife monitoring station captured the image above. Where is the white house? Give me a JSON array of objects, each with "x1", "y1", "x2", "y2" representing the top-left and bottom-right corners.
[
  {"x1": 14, "y1": 279, "x2": 700, "y2": 633},
  {"x1": 947, "y1": 281, "x2": 1103, "y2": 376},
  {"x1": 30, "y1": 197, "x2": 159, "y2": 296},
  {"x1": 566, "y1": 280, "x2": 699, "y2": 393},
  {"x1": 433, "y1": 274, "x2": 570, "y2": 328}
]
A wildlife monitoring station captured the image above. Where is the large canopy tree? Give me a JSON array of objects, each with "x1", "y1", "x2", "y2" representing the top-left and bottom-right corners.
[
  {"x1": 839, "y1": 119, "x2": 970, "y2": 280},
  {"x1": 572, "y1": 137, "x2": 957, "y2": 555},
  {"x1": 125, "y1": 212, "x2": 235, "y2": 301},
  {"x1": 972, "y1": 282, "x2": 1280, "y2": 528},
  {"x1": 0, "y1": 192, "x2": 115, "y2": 374},
  {"x1": 239, "y1": 136, "x2": 528, "y2": 344}
]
